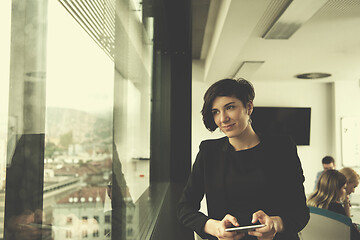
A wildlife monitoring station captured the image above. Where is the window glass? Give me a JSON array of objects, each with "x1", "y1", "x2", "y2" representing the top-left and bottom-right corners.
[
  {"x1": 3, "y1": 0, "x2": 153, "y2": 239},
  {"x1": 44, "y1": 2, "x2": 114, "y2": 240},
  {"x1": 0, "y1": 0, "x2": 11, "y2": 239}
]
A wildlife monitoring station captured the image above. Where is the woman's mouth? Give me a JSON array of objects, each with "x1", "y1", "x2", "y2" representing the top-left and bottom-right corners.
[{"x1": 222, "y1": 123, "x2": 235, "y2": 131}]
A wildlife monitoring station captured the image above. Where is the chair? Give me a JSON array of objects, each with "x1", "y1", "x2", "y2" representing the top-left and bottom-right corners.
[{"x1": 299, "y1": 206, "x2": 352, "y2": 240}]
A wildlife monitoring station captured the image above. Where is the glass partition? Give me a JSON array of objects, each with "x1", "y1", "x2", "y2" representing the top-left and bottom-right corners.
[
  {"x1": 3, "y1": 0, "x2": 153, "y2": 239},
  {"x1": 0, "y1": 0, "x2": 12, "y2": 238}
]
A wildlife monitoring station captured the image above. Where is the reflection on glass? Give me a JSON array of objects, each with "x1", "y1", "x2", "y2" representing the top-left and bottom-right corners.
[
  {"x1": 3, "y1": 0, "x2": 153, "y2": 239},
  {"x1": 0, "y1": 0, "x2": 11, "y2": 238}
]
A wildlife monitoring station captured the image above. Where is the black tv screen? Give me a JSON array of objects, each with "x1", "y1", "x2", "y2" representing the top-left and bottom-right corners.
[{"x1": 251, "y1": 107, "x2": 311, "y2": 145}]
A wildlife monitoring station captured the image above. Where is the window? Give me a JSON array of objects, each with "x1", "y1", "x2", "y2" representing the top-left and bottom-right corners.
[
  {"x1": 82, "y1": 230, "x2": 88, "y2": 238},
  {"x1": 105, "y1": 215, "x2": 111, "y2": 223},
  {"x1": 127, "y1": 227, "x2": 134, "y2": 236},
  {"x1": 66, "y1": 230, "x2": 72, "y2": 239},
  {"x1": 93, "y1": 229, "x2": 99, "y2": 237},
  {"x1": 3, "y1": 0, "x2": 154, "y2": 240},
  {"x1": 0, "y1": 1, "x2": 12, "y2": 238},
  {"x1": 104, "y1": 229, "x2": 111, "y2": 237}
]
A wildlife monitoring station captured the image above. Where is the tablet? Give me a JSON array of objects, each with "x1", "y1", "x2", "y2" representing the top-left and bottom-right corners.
[{"x1": 225, "y1": 224, "x2": 266, "y2": 232}]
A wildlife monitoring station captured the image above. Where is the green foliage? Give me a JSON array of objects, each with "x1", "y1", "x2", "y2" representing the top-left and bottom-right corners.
[
  {"x1": 59, "y1": 131, "x2": 73, "y2": 149},
  {"x1": 45, "y1": 141, "x2": 58, "y2": 158}
]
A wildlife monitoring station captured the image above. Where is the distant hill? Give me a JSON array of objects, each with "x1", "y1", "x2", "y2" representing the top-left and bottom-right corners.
[{"x1": 45, "y1": 107, "x2": 112, "y2": 144}]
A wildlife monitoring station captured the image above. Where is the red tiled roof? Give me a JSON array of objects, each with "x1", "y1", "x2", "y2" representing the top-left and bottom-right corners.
[{"x1": 57, "y1": 186, "x2": 107, "y2": 204}]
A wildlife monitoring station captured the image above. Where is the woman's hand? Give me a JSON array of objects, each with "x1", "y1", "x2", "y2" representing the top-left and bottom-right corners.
[
  {"x1": 343, "y1": 194, "x2": 351, "y2": 217},
  {"x1": 247, "y1": 210, "x2": 284, "y2": 240},
  {"x1": 204, "y1": 214, "x2": 245, "y2": 240}
]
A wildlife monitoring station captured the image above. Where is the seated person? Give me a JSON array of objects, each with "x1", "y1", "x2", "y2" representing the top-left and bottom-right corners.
[
  {"x1": 340, "y1": 167, "x2": 360, "y2": 211},
  {"x1": 307, "y1": 169, "x2": 360, "y2": 239},
  {"x1": 314, "y1": 156, "x2": 335, "y2": 190}
]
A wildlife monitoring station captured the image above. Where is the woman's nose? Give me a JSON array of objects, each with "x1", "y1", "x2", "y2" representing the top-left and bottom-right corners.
[{"x1": 220, "y1": 112, "x2": 229, "y2": 123}]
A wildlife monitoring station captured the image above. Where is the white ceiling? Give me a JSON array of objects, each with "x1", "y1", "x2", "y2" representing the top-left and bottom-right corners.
[{"x1": 192, "y1": 0, "x2": 360, "y2": 84}]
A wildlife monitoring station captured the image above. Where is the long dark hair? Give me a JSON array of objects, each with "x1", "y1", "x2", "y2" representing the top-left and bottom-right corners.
[{"x1": 307, "y1": 170, "x2": 347, "y2": 209}]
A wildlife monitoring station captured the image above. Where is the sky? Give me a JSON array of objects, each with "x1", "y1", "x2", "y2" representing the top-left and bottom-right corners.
[
  {"x1": 1, "y1": 0, "x2": 115, "y2": 129},
  {"x1": 46, "y1": 0, "x2": 114, "y2": 114}
]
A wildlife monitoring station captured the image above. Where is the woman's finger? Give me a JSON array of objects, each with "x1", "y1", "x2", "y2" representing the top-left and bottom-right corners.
[
  {"x1": 224, "y1": 214, "x2": 240, "y2": 227},
  {"x1": 252, "y1": 210, "x2": 266, "y2": 224}
]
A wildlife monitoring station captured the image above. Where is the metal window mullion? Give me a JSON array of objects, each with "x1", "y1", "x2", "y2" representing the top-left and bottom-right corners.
[
  {"x1": 90, "y1": 0, "x2": 115, "y2": 43},
  {"x1": 59, "y1": 0, "x2": 105, "y2": 58},
  {"x1": 72, "y1": 1, "x2": 103, "y2": 40},
  {"x1": 104, "y1": 0, "x2": 116, "y2": 16},
  {"x1": 62, "y1": 0, "x2": 101, "y2": 39},
  {"x1": 58, "y1": 0, "x2": 114, "y2": 61},
  {"x1": 101, "y1": 0, "x2": 115, "y2": 19},
  {"x1": 92, "y1": 0, "x2": 115, "y2": 34},
  {"x1": 58, "y1": 0, "x2": 98, "y2": 42},
  {"x1": 78, "y1": 0, "x2": 115, "y2": 49},
  {"x1": 81, "y1": 1, "x2": 111, "y2": 46},
  {"x1": 100, "y1": 0, "x2": 115, "y2": 27},
  {"x1": 82, "y1": 0, "x2": 105, "y2": 32}
]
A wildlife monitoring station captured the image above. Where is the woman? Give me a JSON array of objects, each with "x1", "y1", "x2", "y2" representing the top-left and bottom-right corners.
[
  {"x1": 307, "y1": 169, "x2": 360, "y2": 239},
  {"x1": 340, "y1": 167, "x2": 360, "y2": 216},
  {"x1": 307, "y1": 169, "x2": 348, "y2": 215},
  {"x1": 177, "y1": 79, "x2": 309, "y2": 240},
  {"x1": 340, "y1": 168, "x2": 360, "y2": 196}
]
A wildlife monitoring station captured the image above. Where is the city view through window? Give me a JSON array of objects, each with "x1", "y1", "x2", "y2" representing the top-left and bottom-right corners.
[
  {"x1": 43, "y1": 1, "x2": 114, "y2": 239},
  {"x1": 1, "y1": 0, "x2": 152, "y2": 239}
]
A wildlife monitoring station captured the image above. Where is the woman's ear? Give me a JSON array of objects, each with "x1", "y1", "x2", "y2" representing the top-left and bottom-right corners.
[{"x1": 247, "y1": 101, "x2": 254, "y2": 115}]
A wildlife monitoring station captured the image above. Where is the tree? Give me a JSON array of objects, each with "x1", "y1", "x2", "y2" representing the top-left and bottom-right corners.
[
  {"x1": 45, "y1": 141, "x2": 58, "y2": 159},
  {"x1": 59, "y1": 131, "x2": 73, "y2": 149}
]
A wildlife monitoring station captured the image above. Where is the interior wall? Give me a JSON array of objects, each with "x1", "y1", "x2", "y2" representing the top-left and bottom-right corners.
[
  {"x1": 253, "y1": 81, "x2": 334, "y2": 194},
  {"x1": 192, "y1": 66, "x2": 334, "y2": 194},
  {"x1": 334, "y1": 80, "x2": 360, "y2": 169}
]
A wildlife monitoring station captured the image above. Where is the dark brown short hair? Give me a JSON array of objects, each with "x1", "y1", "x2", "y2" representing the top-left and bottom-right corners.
[
  {"x1": 322, "y1": 156, "x2": 335, "y2": 164},
  {"x1": 201, "y1": 78, "x2": 255, "y2": 131}
]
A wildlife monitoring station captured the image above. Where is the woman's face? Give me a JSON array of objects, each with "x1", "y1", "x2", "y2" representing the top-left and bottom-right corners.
[
  {"x1": 340, "y1": 184, "x2": 347, "y2": 201},
  {"x1": 346, "y1": 181, "x2": 358, "y2": 195},
  {"x1": 211, "y1": 96, "x2": 252, "y2": 139}
]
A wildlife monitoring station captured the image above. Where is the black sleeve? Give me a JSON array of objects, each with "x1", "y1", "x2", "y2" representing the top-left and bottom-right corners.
[
  {"x1": 177, "y1": 142, "x2": 213, "y2": 239},
  {"x1": 276, "y1": 136, "x2": 310, "y2": 236}
]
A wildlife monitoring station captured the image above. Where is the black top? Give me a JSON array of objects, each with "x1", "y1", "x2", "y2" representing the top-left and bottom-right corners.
[
  {"x1": 225, "y1": 144, "x2": 265, "y2": 226},
  {"x1": 328, "y1": 202, "x2": 360, "y2": 240},
  {"x1": 224, "y1": 144, "x2": 267, "y2": 240},
  {"x1": 328, "y1": 202, "x2": 347, "y2": 216},
  {"x1": 177, "y1": 134, "x2": 310, "y2": 240}
]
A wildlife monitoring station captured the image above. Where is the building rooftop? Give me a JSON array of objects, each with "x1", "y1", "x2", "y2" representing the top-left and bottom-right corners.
[{"x1": 57, "y1": 186, "x2": 107, "y2": 204}]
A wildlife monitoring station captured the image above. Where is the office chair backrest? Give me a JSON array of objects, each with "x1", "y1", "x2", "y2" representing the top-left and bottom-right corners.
[{"x1": 299, "y1": 206, "x2": 352, "y2": 240}]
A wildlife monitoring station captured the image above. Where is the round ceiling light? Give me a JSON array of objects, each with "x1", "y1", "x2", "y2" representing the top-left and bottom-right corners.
[{"x1": 295, "y1": 72, "x2": 331, "y2": 79}]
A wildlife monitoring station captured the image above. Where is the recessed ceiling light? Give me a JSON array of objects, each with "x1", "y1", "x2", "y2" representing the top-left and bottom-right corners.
[
  {"x1": 233, "y1": 61, "x2": 265, "y2": 80},
  {"x1": 295, "y1": 72, "x2": 331, "y2": 79},
  {"x1": 263, "y1": 0, "x2": 329, "y2": 39}
]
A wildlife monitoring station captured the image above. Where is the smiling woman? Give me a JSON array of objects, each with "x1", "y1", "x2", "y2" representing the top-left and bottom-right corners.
[
  {"x1": 178, "y1": 78, "x2": 310, "y2": 240},
  {"x1": 211, "y1": 95, "x2": 254, "y2": 146}
]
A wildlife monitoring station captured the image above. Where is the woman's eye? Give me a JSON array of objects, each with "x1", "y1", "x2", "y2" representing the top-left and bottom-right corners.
[
  {"x1": 226, "y1": 105, "x2": 235, "y2": 110},
  {"x1": 212, "y1": 110, "x2": 219, "y2": 115}
]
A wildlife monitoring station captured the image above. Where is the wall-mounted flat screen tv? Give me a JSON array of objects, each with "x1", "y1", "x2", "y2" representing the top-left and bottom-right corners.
[{"x1": 251, "y1": 107, "x2": 311, "y2": 145}]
